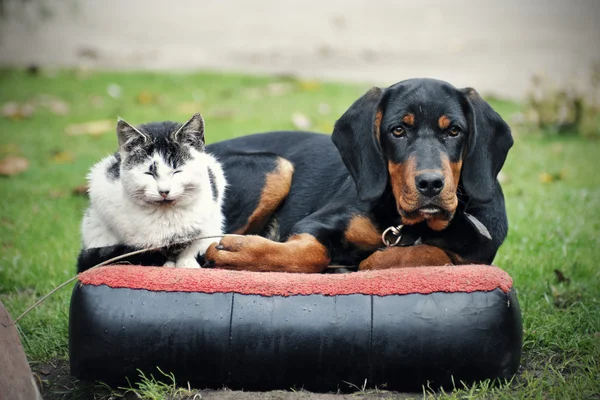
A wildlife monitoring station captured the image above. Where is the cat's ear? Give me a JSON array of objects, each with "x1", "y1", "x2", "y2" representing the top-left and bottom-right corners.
[
  {"x1": 116, "y1": 118, "x2": 148, "y2": 150},
  {"x1": 173, "y1": 113, "x2": 205, "y2": 149}
]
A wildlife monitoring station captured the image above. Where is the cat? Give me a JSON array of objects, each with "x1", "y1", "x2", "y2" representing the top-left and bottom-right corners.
[{"x1": 80, "y1": 112, "x2": 226, "y2": 269}]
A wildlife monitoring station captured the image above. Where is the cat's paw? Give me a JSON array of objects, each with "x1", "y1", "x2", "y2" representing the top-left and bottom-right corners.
[
  {"x1": 163, "y1": 260, "x2": 176, "y2": 268},
  {"x1": 176, "y1": 257, "x2": 201, "y2": 269}
]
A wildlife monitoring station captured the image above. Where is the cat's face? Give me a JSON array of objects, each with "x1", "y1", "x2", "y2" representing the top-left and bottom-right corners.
[{"x1": 116, "y1": 114, "x2": 207, "y2": 207}]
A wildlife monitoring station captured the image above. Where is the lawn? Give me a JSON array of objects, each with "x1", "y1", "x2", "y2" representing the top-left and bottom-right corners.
[{"x1": 0, "y1": 68, "x2": 598, "y2": 399}]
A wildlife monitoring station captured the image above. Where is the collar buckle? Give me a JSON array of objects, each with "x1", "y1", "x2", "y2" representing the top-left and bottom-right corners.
[{"x1": 381, "y1": 225, "x2": 404, "y2": 247}]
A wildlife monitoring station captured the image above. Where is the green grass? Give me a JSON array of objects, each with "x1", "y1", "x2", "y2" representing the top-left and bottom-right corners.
[{"x1": 0, "y1": 69, "x2": 598, "y2": 399}]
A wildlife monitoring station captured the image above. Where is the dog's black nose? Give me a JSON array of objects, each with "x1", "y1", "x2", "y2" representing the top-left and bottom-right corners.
[{"x1": 415, "y1": 172, "x2": 444, "y2": 197}]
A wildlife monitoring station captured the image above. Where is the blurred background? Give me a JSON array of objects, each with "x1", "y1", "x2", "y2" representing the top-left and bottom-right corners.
[{"x1": 1, "y1": 0, "x2": 599, "y2": 98}]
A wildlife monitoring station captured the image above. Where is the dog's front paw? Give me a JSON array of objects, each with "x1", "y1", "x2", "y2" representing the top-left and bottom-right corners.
[
  {"x1": 358, "y1": 249, "x2": 387, "y2": 270},
  {"x1": 204, "y1": 236, "x2": 269, "y2": 270},
  {"x1": 176, "y1": 257, "x2": 201, "y2": 269},
  {"x1": 359, "y1": 245, "x2": 452, "y2": 270}
]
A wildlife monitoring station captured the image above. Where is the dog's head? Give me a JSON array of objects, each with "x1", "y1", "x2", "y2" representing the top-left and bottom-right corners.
[{"x1": 332, "y1": 78, "x2": 513, "y2": 230}]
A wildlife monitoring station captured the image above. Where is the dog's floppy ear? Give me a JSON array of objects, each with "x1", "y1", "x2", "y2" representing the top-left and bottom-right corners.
[
  {"x1": 332, "y1": 87, "x2": 386, "y2": 202},
  {"x1": 460, "y1": 88, "x2": 513, "y2": 202}
]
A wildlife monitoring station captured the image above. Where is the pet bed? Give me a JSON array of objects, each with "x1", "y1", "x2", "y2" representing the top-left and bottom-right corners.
[{"x1": 69, "y1": 265, "x2": 522, "y2": 392}]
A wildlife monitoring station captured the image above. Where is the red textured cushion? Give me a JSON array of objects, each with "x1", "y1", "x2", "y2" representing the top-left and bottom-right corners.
[{"x1": 78, "y1": 265, "x2": 512, "y2": 296}]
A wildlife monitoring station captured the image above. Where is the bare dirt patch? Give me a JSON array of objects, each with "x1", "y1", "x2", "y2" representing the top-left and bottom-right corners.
[{"x1": 32, "y1": 360, "x2": 417, "y2": 400}]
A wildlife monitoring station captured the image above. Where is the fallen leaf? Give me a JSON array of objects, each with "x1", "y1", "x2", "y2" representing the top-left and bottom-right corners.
[
  {"x1": 21, "y1": 103, "x2": 36, "y2": 115},
  {"x1": 292, "y1": 113, "x2": 311, "y2": 130},
  {"x1": 106, "y1": 83, "x2": 122, "y2": 99},
  {"x1": 65, "y1": 120, "x2": 114, "y2": 136},
  {"x1": 2, "y1": 102, "x2": 19, "y2": 117},
  {"x1": 72, "y1": 184, "x2": 89, "y2": 197},
  {"x1": 540, "y1": 171, "x2": 565, "y2": 183},
  {"x1": 266, "y1": 82, "x2": 293, "y2": 96},
  {"x1": 297, "y1": 80, "x2": 321, "y2": 91},
  {"x1": 51, "y1": 151, "x2": 74, "y2": 164},
  {"x1": 539, "y1": 172, "x2": 553, "y2": 183},
  {"x1": 0, "y1": 156, "x2": 29, "y2": 176},
  {"x1": 137, "y1": 90, "x2": 155, "y2": 105},
  {"x1": 554, "y1": 269, "x2": 571, "y2": 284},
  {"x1": 47, "y1": 99, "x2": 70, "y2": 116},
  {"x1": 1, "y1": 102, "x2": 35, "y2": 120},
  {"x1": 34, "y1": 94, "x2": 69, "y2": 115}
]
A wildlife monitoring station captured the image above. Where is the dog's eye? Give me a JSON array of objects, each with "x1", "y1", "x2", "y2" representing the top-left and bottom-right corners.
[
  {"x1": 447, "y1": 126, "x2": 461, "y2": 137},
  {"x1": 392, "y1": 126, "x2": 406, "y2": 137}
]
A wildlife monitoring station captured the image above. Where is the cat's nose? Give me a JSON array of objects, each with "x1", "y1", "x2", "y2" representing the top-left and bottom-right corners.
[{"x1": 159, "y1": 190, "x2": 170, "y2": 199}]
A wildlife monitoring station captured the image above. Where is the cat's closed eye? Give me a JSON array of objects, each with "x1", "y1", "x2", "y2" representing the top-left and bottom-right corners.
[{"x1": 173, "y1": 170, "x2": 182, "y2": 175}]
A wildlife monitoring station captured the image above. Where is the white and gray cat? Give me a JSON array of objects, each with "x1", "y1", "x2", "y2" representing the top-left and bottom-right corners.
[{"x1": 81, "y1": 113, "x2": 226, "y2": 269}]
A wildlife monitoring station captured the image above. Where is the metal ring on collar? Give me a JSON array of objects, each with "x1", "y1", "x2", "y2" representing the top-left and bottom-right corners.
[{"x1": 381, "y1": 225, "x2": 403, "y2": 247}]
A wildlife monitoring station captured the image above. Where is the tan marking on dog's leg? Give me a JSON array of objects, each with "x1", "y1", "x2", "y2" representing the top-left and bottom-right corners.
[
  {"x1": 345, "y1": 215, "x2": 381, "y2": 250},
  {"x1": 234, "y1": 157, "x2": 294, "y2": 235}
]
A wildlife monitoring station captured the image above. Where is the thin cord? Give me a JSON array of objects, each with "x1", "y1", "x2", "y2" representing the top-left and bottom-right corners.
[{"x1": 11, "y1": 234, "x2": 243, "y2": 325}]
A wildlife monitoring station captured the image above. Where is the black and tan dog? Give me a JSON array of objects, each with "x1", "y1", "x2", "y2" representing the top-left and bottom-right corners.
[
  {"x1": 202, "y1": 78, "x2": 513, "y2": 272},
  {"x1": 77, "y1": 78, "x2": 512, "y2": 273}
]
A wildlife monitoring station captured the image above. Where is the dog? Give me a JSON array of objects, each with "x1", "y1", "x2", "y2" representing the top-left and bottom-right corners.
[{"x1": 203, "y1": 78, "x2": 513, "y2": 272}]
